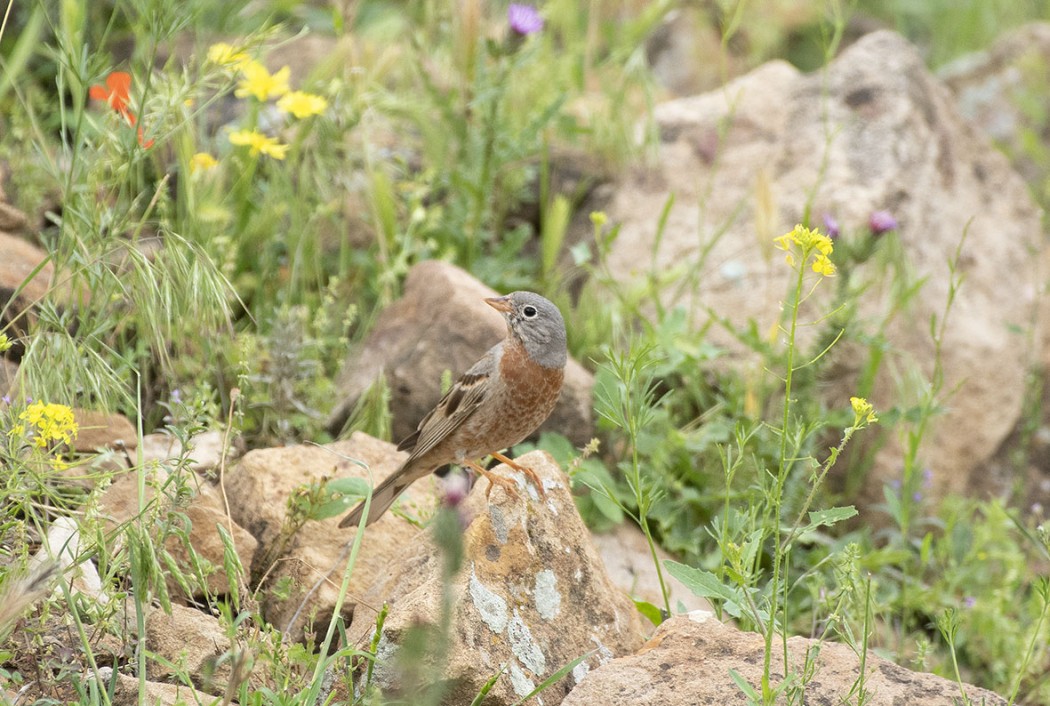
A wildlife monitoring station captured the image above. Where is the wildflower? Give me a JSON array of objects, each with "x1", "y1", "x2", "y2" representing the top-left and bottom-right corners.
[
  {"x1": 589, "y1": 211, "x2": 608, "y2": 228},
  {"x1": 850, "y1": 396, "x2": 878, "y2": 426},
  {"x1": 774, "y1": 224, "x2": 836, "y2": 276},
  {"x1": 508, "y1": 3, "x2": 544, "y2": 35},
  {"x1": 14, "y1": 402, "x2": 79, "y2": 449},
  {"x1": 811, "y1": 254, "x2": 835, "y2": 276},
  {"x1": 235, "y1": 60, "x2": 290, "y2": 102},
  {"x1": 868, "y1": 210, "x2": 898, "y2": 236},
  {"x1": 229, "y1": 129, "x2": 289, "y2": 160},
  {"x1": 89, "y1": 71, "x2": 133, "y2": 120},
  {"x1": 0, "y1": 333, "x2": 10, "y2": 353},
  {"x1": 276, "y1": 90, "x2": 328, "y2": 119},
  {"x1": 442, "y1": 471, "x2": 471, "y2": 509},
  {"x1": 207, "y1": 42, "x2": 250, "y2": 68},
  {"x1": 190, "y1": 152, "x2": 219, "y2": 173},
  {"x1": 821, "y1": 213, "x2": 840, "y2": 239},
  {"x1": 89, "y1": 71, "x2": 154, "y2": 148},
  {"x1": 135, "y1": 126, "x2": 155, "y2": 149},
  {"x1": 963, "y1": 596, "x2": 977, "y2": 609}
]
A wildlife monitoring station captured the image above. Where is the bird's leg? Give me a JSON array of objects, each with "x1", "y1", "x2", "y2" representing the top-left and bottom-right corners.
[
  {"x1": 491, "y1": 451, "x2": 546, "y2": 498},
  {"x1": 464, "y1": 459, "x2": 519, "y2": 499}
]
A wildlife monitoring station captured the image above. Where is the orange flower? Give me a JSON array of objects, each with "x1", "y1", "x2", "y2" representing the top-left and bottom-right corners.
[
  {"x1": 89, "y1": 71, "x2": 133, "y2": 122},
  {"x1": 89, "y1": 71, "x2": 154, "y2": 149}
]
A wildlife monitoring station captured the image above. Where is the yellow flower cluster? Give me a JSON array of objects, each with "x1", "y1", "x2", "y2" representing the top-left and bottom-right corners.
[
  {"x1": 276, "y1": 90, "x2": 329, "y2": 119},
  {"x1": 229, "y1": 129, "x2": 290, "y2": 160},
  {"x1": 12, "y1": 402, "x2": 79, "y2": 449},
  {"x1": 235, "y1": 60, "x2": 291, "y2": 102},
  {"x1": 774, "y1": 224, "x2": 836, "y2": 276},
  {"x1": 190, "y1": 152, "x2": 218, "y2": 173},
  {"x1": 850, "y1": 396, "x2": 878, "y2": 426},
  {"x1": 206, "y1": 43, "x2": 329, "y2": 162}
]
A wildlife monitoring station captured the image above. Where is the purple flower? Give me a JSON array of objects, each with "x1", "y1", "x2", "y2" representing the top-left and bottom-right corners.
[
  {"x1": 963, "y1": 596, "x2": 977, "y2": 609},
  {"x1": 869, "y1": 210, "x2": 898, "y2": 236},
  {"x1": 171, "y1": 388, "x2": 182, "y2": 404},
  {"x1": 1, "y1": 395, "x2": 9, "y2": 405},
  {"x1": 821, "y1": 213, "x2": 841, "y2": 239},
  {"x1": 508, "y1": 4, "x2": 544, "y2": 36},
  {"x1": 442, "y1": 471, "x2": 471, "y2": 509}
]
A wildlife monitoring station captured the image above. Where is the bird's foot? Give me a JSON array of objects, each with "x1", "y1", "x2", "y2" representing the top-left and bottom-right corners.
[
  {"x1": 491, "y1": 451, "x2": 546, "y2": 498},
  {"x1": 465, "y1": 459, "x2": 520, "y2": 499}
]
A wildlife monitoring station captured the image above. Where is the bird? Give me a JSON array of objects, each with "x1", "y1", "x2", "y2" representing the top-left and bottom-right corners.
[{"x1": 338, "y1": 291, "x2": 567, "y2": 528}]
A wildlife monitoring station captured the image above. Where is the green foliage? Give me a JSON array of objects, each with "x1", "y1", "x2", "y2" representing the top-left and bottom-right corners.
[{"x1": 3, "y1": 0, "x2": 1050, "y2": 703}]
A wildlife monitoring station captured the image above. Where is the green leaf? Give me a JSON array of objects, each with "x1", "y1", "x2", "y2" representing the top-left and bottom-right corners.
[
  {"x1": 510, "y1": 650, "x2": 597, "y2": 706},
  {"x1": 471, "y1": 663, "x2": 509, "y2": 706},
  {"x1": 798, "y1": 506, "x2": 858, "y2": 535},
  {"x1": 729, "y1": 668, "x2": 760, "y2": 699},
  {"x1": 633, "y1": 599, "x2": 665, "y2": 627},
  {"x1": 663, "y1": 560, "x2": 764, "y2": 622}
]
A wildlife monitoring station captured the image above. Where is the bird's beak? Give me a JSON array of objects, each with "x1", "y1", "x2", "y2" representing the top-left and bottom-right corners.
[{"x1": 485, "y1": 296, "x2": 514, "y2": 314}]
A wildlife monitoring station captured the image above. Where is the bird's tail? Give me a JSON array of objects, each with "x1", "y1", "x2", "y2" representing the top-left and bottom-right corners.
[{"x1": 338, "y1": 470, "x2": 412, "y2": 529}]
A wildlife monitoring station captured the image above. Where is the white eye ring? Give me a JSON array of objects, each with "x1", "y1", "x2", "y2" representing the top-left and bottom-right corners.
[{"x1": 522, "y1": 305, "x2": 538, "y2": 318}]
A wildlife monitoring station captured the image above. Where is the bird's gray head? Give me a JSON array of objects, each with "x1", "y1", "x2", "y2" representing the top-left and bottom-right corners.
[{"x1": 485, "y1": 291, "x2": 567, "y2": 369}]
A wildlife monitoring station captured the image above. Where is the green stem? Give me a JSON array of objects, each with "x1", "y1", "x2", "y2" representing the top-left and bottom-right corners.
[{"x1": 762, "y1": 258, "x2": 806, "y2": 702}]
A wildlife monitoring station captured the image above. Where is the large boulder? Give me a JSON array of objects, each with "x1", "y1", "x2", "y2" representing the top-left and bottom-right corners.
[
  {"x1": 562, "y1": 611, "x2": 1007, "y2": 705},
  {"x1": 345, "y1": 450, "x2": 645, "y2": 705},
  {"x1": 222, "y1": 433, "x2": 441, "y2": 641},
  {"x1": 592, "y1": 30, "x2": 1043, "y2": 505},
  {"x1": 327, "y1": 260, "x2": 595, "y2": 448}
]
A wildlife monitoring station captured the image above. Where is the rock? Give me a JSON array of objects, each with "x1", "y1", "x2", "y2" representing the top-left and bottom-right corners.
[
  {"x1": 591, "y1": 523, "x2": 712, "y2": 616},
  {"x1": 940, "y1": 22, "x2": 1050, "y2": 191},
  {"x1": 327, "y1": 260, "x2": 595, "y2": 448},
  {"x1": 37, "y1": 516, "x2": 108, "y2": 605},
  {"x1": 71, "y1": 409, "x2": 138, "y2": 453},
  {"x1": 145, "y1": 603, "x2": 260, "y2": 695},
  {"x1": 0, "y1": 232, "x2": 53, "y2": 358},
  {"x1": 346, "y1": 450, "x2": 645, "y2": 705},
  {"x1": 139, "y1": 429, "x2": 242, "y2": 473},
  {"x1": 562, "y1": 611, "x2": 1007, "y2": 705},
  {"x1": 0, "y1": 358, "x2": 17, "y2": 399},
  {"x1": 222, "y1": 433, "x2": 440, "y2": 641},
  {"x1": 95, "y1": 470, "x2": 257, "y2": 602},
  {"x1": 0, "y1": 201, "x2": 27, "y2": 232},
  {"x1": 92, "y1": 667, "x2": 220, "y2": 706},
  {"x1": 593, "y1": 30, "x2": 1041, "y2": 505}
]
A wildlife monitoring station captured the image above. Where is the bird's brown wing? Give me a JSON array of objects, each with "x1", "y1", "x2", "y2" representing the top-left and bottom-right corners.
[{"x1": 397, "y1": 345, "x2": 499, "y2": 461}]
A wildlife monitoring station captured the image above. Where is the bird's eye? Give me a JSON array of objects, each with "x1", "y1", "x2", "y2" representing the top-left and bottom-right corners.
[{"x1": 522, "y1": 305, "x2": 538, "y2": 318}]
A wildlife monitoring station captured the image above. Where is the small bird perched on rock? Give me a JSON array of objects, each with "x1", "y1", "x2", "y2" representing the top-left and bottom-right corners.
[{"x1": 339, "y1": 291, "x2": 567, "y2": 528}]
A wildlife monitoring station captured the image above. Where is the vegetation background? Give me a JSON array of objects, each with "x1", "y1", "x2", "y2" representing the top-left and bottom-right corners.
[{"x1": 2, "y1": 0, "x2": 1050, "y2": 704}]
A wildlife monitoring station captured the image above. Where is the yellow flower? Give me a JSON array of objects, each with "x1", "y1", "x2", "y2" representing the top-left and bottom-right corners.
[
  {"x1": 16, "y1": 402, "x2": 79, "y2": 448},
  {"x1": 207, "y1": 42, "x2": 250, "y2": 68},
  {"x1": 775, "y1": 225, "x2": 835, "y2": 276},
  {"x1": 276, "y1": 90, "x2": 328, "y2": 119},
  {"x1": 812, "y1": 254, "x2": 836, "y2": 276},
  {"x1": 190, "y1": 152, "x2": 219, "y2": 173},
  {"x1": 235, "y1": 60, "x2": 290, "y2": 102},
  {"x1": 590, "y1": 211, "x2": 608, "y2": 228},
  {"x1": 229, "y1": 129, "x2": 289, "y2": 160},
  {"x1": 850, "y1": 396, "x2": 878, "y2": 426}
]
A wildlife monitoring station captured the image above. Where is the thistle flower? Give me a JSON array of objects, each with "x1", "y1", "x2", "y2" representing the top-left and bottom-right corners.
[
  {"x1": 868, "y1": 210, "x2": 898, "y2": 236},
  {"x1": 508, "y1": 4, "x2": 544, "y2": 35},
  {"x1": 821, "y1": 213, "x2": 841, "y2": 239}
]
